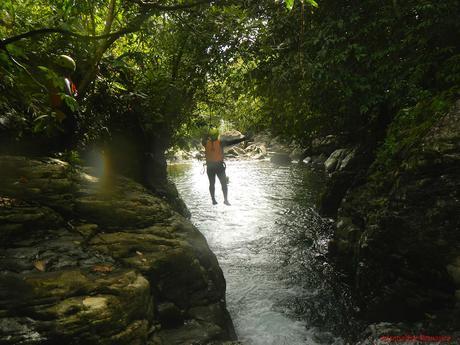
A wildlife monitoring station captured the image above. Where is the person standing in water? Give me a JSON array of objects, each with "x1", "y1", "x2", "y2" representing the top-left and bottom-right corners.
[{"x1": 202, "y1": 127, "x2": 247, "y2": 205}]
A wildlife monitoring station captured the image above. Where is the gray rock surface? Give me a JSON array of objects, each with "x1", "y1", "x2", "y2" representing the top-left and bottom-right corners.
[
  {"x1": 244, "y1": 143, "x2": 267, "y2": 159},
  {"x1": 220, "y1": 130, "x2": 244, "y2": 142},
  {"x1": 0, "y1": 156, "x2": 235, "y2": 344},
  {"x1": 324, "y1": 148, "x2": 356, "y2": 174}
]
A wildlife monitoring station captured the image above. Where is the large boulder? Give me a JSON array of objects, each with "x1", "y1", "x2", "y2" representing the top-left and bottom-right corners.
[
  {"x1": 324, "y1": 148, "x2": 356, "y2": 174},
  {"x1": 318, "y1": 148, "x2": 360, "y2": 217},
  {"x1": 0, "y1": 156, "x2": 236, "y2": 344},
  {"x1": 220, "y1": 130, "x2": 244, "y2": 142}
]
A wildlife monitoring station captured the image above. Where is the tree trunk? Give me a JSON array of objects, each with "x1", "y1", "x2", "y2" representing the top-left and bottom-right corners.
[{"x1": 77, "y1": 0, "x2": 117, "y2": 98}]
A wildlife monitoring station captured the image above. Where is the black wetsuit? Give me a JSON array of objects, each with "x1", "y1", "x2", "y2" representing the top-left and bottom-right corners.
[{"x1": 206, "y1": 161, "x2": 227, "y2": 201}]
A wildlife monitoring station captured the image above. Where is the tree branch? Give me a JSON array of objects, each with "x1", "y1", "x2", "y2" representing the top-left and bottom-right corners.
[
  {"x1": 77, "y1": 0, "x2": 120, "y2": 98},
  {"x1": 0, "y1": 0, "x2": 222, "y2": 49},
  {"x1": 0, "y1": 27, "x2": 135, "y2": 49},
  {"x1": 136, "y1": 0, "x2": 214, "y2": 11}
]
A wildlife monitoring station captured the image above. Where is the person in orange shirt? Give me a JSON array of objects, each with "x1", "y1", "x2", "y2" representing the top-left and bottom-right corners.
[{"x1": 202, "y1": 127, "x2": 247, "y2": 205}]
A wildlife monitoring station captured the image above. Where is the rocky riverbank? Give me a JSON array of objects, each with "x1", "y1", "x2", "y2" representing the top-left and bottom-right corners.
[
  {"x1": 168, "y1": 130, "x2": 324, "y2": 168},
  {"x1": 0, "y1": 155, "x2": 239, "y2": 345},
  {"x1": 324, "y1": 100, "x2": 460, "y2": 338}
]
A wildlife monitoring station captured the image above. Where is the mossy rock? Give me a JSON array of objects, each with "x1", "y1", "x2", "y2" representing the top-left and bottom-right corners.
[{"x1": 0, "y1": 155, "x2": 236, "y2": 344}]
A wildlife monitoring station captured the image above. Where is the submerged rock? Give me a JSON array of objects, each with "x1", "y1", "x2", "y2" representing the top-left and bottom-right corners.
[{"x1": 0, "y1": 156, "x2": 235, "y2": 344}]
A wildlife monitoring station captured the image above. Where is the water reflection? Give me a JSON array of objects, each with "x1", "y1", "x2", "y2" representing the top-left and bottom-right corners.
[{"x1": 169, "y1": 160, "x2": 347, "y2": 345}]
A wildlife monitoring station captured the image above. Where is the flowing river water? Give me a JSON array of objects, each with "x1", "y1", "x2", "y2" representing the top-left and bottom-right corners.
[{"x1": 168, "y1": 159, "x2": 354, "y2": 345}]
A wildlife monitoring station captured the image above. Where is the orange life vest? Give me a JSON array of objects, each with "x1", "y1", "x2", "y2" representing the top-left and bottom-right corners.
[{"x1": 205, "y1": 139, "x2": 224, "y2": 163}]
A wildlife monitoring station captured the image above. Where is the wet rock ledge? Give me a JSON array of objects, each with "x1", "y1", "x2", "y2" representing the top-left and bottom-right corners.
[{"x1": 0, "y1": 155, "x2": 238, "y2": 345}]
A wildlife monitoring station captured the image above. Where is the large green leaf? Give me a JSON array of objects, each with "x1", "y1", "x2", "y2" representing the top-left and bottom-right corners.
[{"x1": 285, "y1": 0, "x2": 294, "y2": 10}]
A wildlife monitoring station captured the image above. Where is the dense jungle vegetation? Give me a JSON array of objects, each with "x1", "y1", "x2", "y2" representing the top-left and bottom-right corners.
[{"x1": 1, "y1": 0, "x2": 459, "y2": 184}]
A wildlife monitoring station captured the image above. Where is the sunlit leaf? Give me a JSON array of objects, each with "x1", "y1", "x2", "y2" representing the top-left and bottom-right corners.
[
  {"x1": 285, "y1": 0, "x2": 294, "y2": 10},
  {"x1": 111, "y1": 81, "x2": 127, "y2": 91}
]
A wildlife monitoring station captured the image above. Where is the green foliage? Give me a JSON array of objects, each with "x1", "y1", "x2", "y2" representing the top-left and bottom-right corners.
[
  {"x1": 0, "y1": 0, "x2": 248, "y2": 155},
  {"x1": 224, "y1": 0, "x2": 460, "y2": 147},
  {"x1": 372, "y1": 89, "x2": 458, "y2": 178},
  {"x1": 194, "y1": 58, "x2": 264, "y2": 134},
  {"x1": 285, "y1": 0, "x2": 318, "y2": 10},
  {"x1": 1, "y1": 0, "x2": 459, "y2": 177}
]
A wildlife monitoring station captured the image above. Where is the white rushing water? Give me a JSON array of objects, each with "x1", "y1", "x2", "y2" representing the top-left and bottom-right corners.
[{"x1": 169, "y1": 160, "x2": 343, "y2": 345}]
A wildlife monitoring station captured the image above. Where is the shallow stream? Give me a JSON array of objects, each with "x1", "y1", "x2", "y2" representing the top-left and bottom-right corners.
[{"x1": 168, "y1": 160, "x2": 353, "y2": 345}]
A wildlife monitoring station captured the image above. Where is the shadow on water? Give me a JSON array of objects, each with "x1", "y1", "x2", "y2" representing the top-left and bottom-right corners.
[{"x1": 168, "y1": 160, "x2": 360, "y2": 345}]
